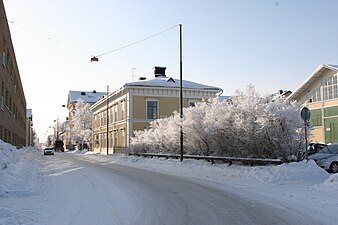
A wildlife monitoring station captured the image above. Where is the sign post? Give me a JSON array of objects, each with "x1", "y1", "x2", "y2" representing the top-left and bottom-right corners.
[{"x1": 301, "y1": 107, "x2": 311, "y2": 160}]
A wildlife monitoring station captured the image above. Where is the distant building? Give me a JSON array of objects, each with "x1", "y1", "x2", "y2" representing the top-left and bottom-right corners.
[
  {"x1": 90, "y1": 66, "x2": 223, "y2": 154},
  {"x1": 0, "y1": 0, "x2": 27, "y2": 147},
  {"x1": 26, "y1": 109, "x2": 33, "y2": 146},
  {"x1": 271, "y1": 90, "x2": 292, "y2": 101},
  {"x1": 61, "y1": 90, "x2": 105, "y2": 149},
  {"x1": 287, "y1": 64, "x2": 338, "y2": 143}
]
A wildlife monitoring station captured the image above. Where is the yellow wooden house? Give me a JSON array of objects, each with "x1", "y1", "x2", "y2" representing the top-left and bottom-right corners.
[
  {"x1": 90, "y1": 66, "x2": 223, "y2": 154},
  {"x1": 287, "y1": 64, "x2": 338, "y2": 143}
]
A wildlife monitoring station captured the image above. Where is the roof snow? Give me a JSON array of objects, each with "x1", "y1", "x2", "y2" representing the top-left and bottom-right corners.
[
  {"x1": 125, "y1": 77, "x2": 222, "y2": 91},
  {"x1": 68, "y1": 91, "x2": 106, "y2": 104}
]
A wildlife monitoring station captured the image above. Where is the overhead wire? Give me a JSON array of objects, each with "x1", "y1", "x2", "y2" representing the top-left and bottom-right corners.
[
  {"x1": 1, "y1": 13, "x2": 180, "y2": 60},
  {"x1": 92, "y1": 24, "x2": 180, "y2": 58},
  {"x1": 0, "y1": 15, "x2": 89, "y2": 56}
]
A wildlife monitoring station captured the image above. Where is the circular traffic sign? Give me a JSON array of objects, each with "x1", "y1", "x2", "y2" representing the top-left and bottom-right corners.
[{"x1": 301, "y1": 107, "x2": 311, "y2": 121}]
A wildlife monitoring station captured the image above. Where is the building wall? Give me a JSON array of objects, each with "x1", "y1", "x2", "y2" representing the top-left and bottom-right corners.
[
  {"x1": 0, "y1": 1, "x2": 27, "y2": 147},
  {"x1": 91, "y1": 83, "x2": 221, "y2": 154},
  {"x1": 291, "y1": 66, "x2": 338, "y2": 144}
]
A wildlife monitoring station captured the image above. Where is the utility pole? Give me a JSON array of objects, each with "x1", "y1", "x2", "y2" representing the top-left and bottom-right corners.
[
  {"x1": 106, "y1": 85, "x2": 109, "y2": 155},
  {"x1": 179, "y1": 24, "x2": 183, "y2": 162}
]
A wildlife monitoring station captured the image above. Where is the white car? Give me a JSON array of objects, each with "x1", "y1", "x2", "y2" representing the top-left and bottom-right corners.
[
  {"x1": 44, "y1": 147, "x2": 55, "y2": 155},
  {"x1": 308, "y1": 143, "x2": 338, "y2": 173}
]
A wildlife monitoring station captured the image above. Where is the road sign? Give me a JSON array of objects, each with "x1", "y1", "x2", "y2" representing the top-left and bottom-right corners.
[{"x1": 301, "y1": 107, "x2": 311, "y2": 122}]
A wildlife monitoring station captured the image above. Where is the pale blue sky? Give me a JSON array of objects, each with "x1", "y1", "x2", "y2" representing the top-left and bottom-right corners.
[{"x1": 3, "y1": 0, "x2": 338, "y2": 140}]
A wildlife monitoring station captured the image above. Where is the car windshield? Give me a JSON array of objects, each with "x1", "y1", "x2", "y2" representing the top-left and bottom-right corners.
[{"x1": 318, "y1": 145, "x2": 338, "y2": 154}]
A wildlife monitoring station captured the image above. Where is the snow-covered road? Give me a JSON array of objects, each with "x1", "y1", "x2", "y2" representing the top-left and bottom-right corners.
[
  {"x1": 4, "y1": 151, "x2": 324, "y2": 225},
  {"x1": 2, "y1": 146, "x2": 337, "y2": 225}
]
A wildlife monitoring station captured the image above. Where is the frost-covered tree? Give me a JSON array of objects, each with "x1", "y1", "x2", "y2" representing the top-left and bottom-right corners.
[
  {"x1": 130, "y1": 85, "x2": 307, "y2": 162},
  {"x1": 69, "y1": 99, "x2": 93, "y2": 150}
]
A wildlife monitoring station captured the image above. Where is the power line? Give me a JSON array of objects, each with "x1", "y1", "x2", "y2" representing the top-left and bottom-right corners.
[
  {"x1": 92, "y1": 24, "x2": 180, "y2": 58},
  {"x1": 0, "y1": 15, "x2": 89, "y2": 56}
]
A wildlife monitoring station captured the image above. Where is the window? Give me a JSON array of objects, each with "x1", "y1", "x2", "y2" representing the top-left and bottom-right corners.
[
  {"x1": 98, "y1": 113, "x2": 102, "y2": 127},
  {"x1": 2, "y1": 51, "x2": 6, "y2": 67},
  {"x1": 4, "y1": 128, "x2": 7, "y2": 142},
  {"x1": 114, "y1": 104, "x2": 118, "y2": 122},
  {"x1": 121, "y1": 100, "x2": 125, "y2": 120},
  {"x1": 109, "y1": 131, "x2": 112, "y2": 148},
  {"x1": 0, "y1": 96, "x2": 3, "y2": 110},
  {"x1": 1, "y1": 82, "x2": 4, "y2": 97},
  {"x1": 94, "y1": 115, "x2": 98, "y2": 128},
  {"x1": 103, "y1": 111, "x2": 107, "y2": 126},
  {"x1": 5, "y1": 89, "x2": 8, "y2": 108},
  {"x1": 308, "y1": 88, "x2": 321, "y2": 103},
  {"x1": 113, "y1": 130, "x2": 117, "y2": 147},
  {"x1": 147, "y1": 100, "x2": 158, "y2": 119},
  {"x1": 310, "y1": 109, "x2": 322, "y2": 126},
  {"x1": 121, "y1": 128, "x2": 125, "y2": 147},
  {"x1": 324, "y1": 106, "x2": 338, "y2": 117},
  {"x1": 322, "y1": 75, "x2": 338, "y2": 101},
  {"x1": 102, "y1": 133, "x2": 106, "y2": 148},
  {"x1": 95, "y1": 135, "x2": 99, "y2": 147},
  {"x1": 110, "y1": 106, "x2": 113, "y2": 124}
]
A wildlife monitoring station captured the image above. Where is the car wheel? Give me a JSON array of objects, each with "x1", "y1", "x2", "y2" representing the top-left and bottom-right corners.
[{"x1": 329, "y1": 162, "x2": 338, "y2": 173}]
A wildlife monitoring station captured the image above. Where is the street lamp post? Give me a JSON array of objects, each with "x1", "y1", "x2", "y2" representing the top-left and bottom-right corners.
[
  {"x1": 106, "y1": 85, "x2": 109, "y2": 155},
  {"x1": 179, "y1": 24, "x2": 183, "y2": 162}
]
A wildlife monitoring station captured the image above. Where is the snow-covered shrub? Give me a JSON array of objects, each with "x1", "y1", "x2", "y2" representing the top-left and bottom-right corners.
[
  {"x1": 130, "y1": 85, "x2": 306, "y2": 161},
  {"x1": 69, "y1": 99, "x2": 93, "y2": 150}
]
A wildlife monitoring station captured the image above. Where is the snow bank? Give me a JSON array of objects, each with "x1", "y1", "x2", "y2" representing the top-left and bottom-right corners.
[
  {"x1": 76, "y1": 153, "x2": 330, "y2": 187},
  {"x1": 0, "y1": 140, "x2": 20, "y2": 173}
]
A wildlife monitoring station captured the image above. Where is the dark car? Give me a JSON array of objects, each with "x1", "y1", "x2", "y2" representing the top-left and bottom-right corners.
[{"x1": 44, "y1": 147, "x2": 55, "y2": 155}]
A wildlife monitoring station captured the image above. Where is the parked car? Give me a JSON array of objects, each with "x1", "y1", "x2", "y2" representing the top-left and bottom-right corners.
[
  {"x1": 298, "y1": 142, "x2": 327, "y2": 160},
  {"x1": 307, "y1": 142, "x2": 327, "y2": 156},
  {"x1": 308, "y1": 143, "x2": 338, "y2": 173},
  {"x1": 44, "y1": 147, "x2": 55, "y2": 155}
]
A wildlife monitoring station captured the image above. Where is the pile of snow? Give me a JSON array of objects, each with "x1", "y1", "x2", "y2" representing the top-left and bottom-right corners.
[
  {"x1": 77, "y1": 151, "x2": 330, "y2": 187},
  {"x1": 0, "y1": 140, "x2": 20, "y2": 172}
]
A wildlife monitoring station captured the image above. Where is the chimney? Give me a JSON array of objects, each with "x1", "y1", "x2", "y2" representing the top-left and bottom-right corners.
[{"x1": 153, "y1": 66, "x2": 166, "y2": 78}]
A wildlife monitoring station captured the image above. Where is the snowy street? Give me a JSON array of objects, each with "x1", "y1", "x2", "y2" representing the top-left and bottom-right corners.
[{"x1": 1, "y1": 147, "x2": 337, "y2": 225}]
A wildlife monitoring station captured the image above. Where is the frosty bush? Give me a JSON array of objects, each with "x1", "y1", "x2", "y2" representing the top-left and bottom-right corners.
[
  {"x1": 69, "y1": 99, "x2": 93, "y2": 150},
  {"x1": 130, "y1": 85, "x2": 306, "y2": 162}
]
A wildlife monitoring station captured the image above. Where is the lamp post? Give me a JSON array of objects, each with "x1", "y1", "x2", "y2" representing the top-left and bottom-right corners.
[
  {"x1": 53, "y1": 119, "x2": 59, "y2": 140},
  {"x1": 179, "y1": 24, "x2": 183, "y2": 162},
  {"x1": 106, "y1": 85, "x2": 109, "y2": 155}
]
